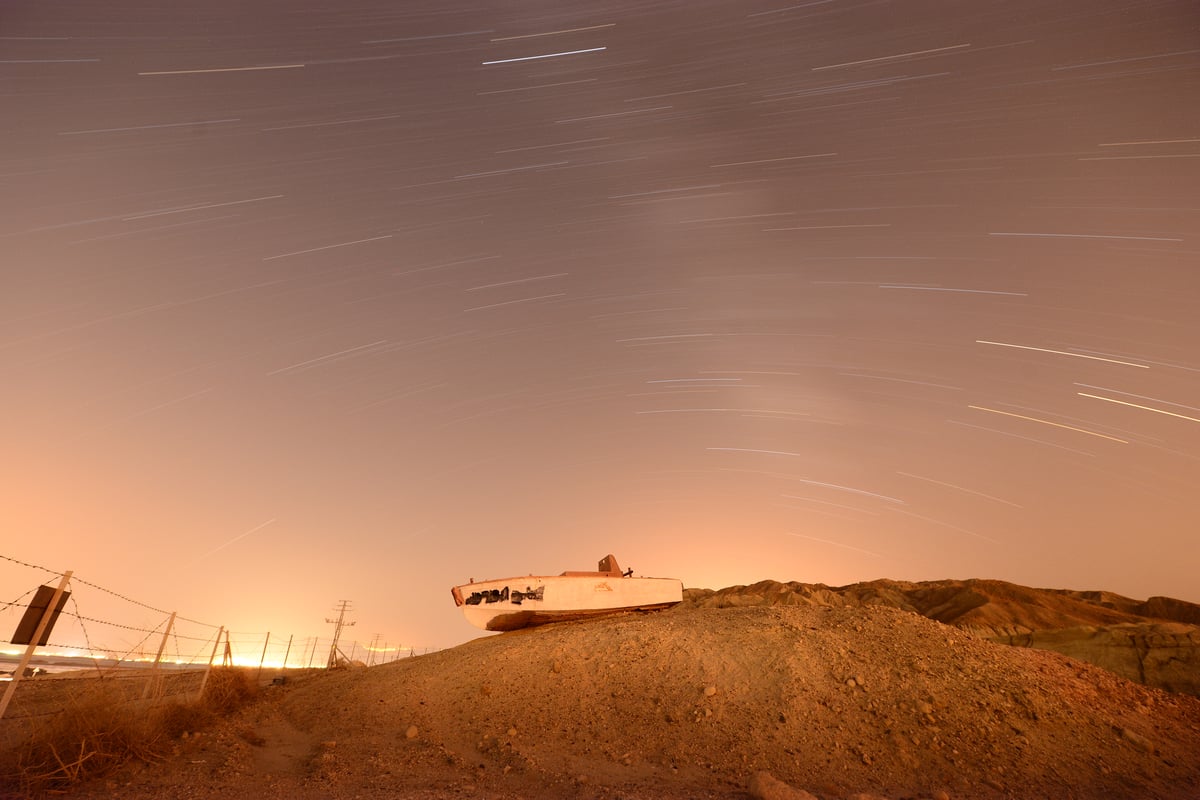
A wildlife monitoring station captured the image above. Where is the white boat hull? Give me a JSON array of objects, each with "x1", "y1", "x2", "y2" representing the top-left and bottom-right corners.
[{"x1": 452, "y1": 573, "x2": 683, "y2": 632}]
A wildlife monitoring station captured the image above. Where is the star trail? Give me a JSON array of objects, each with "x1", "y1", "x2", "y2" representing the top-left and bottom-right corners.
[{"x1": 2, "y1": 0, "x2": 1197, "y2": 647}]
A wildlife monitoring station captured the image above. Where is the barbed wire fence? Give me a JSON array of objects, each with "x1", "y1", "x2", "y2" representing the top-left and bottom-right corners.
[{"x1": 0, "y1": 553, "x2": 429, "y2": 728}]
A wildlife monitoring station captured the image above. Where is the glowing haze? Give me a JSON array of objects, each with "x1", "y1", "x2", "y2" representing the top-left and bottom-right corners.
[{"x1": 2, "y1": 0, "x2": 1198, "y2": 655}]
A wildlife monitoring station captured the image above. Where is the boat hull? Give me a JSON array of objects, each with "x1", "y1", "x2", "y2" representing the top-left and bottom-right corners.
[{"x1": 453, "y1": 574, "x2": 683, "y2": 632}]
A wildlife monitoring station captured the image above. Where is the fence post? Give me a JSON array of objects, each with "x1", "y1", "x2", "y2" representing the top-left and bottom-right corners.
[
  {"x1": 256, "y1": 632, "x2": 270, "y2": 681},
  {"x1": 197, "y1": 626, "x2": 223, "y2": 702},
  {"x1": 281, "y1": 634, "x2": 294, "y2": 669},
  {"x1": 143, "y1": 611, "x2": 176, "y2": 700},
  {"x1": 0, "y1": 570, "x2": 73, "y2": 721}
]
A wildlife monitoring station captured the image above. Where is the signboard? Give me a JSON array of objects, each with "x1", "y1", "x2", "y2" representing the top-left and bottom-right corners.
[{"x1": 10, "y1": 584, "x2": 71, "y2": 646}]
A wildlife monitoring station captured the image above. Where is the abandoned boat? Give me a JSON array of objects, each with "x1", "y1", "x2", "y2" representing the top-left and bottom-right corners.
[{"x1": 451, "y1": 554, "x2": 683, "y2": 632}]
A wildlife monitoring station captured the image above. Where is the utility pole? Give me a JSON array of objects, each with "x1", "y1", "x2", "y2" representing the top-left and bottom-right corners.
[{"x1": 325, "y1": 600, "x2": 355, "y2": 669}]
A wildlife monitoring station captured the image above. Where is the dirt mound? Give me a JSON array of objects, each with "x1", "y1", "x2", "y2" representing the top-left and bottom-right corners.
[
  {"x1": 682, "y1": 578, "x2": 1200, "y2": 630},
  {"x1": 56, "y1": 603, "x2": 1200, "y2": 799},
  {"x1": 683, "y1": 579, "x2": 1200, "y2": 696}
]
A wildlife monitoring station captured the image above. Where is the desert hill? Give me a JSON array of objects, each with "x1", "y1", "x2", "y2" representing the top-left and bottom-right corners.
[
  {"x1": 683, "y1": 579, "x2": 1200, "y2": 696},
  {"x1": 63, "y1": 599, "x2": 1200, "y2": 800}
]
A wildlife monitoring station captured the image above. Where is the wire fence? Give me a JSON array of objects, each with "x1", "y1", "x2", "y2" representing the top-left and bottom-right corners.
[{"x1": 0, "y1": 552, "x2": 434, "y2": 727}]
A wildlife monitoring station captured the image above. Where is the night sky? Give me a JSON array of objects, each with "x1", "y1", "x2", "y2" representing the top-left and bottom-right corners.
[{"x1": 3, "y1": 0, "x2": 1198, "y2": 653}]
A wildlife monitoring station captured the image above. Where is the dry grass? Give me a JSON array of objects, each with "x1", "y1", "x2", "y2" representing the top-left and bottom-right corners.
[
  {"x1": 0, "y1": 667, "x2": 260, "y2": 798},
  {"x1": 200, "y1": 666, "x2": 258, "y2": 714}
]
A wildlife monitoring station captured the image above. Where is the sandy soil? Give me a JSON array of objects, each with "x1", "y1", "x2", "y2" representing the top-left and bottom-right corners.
[{"x1": 50, "y1": 604, "x2": 1200, "y2": 799}]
